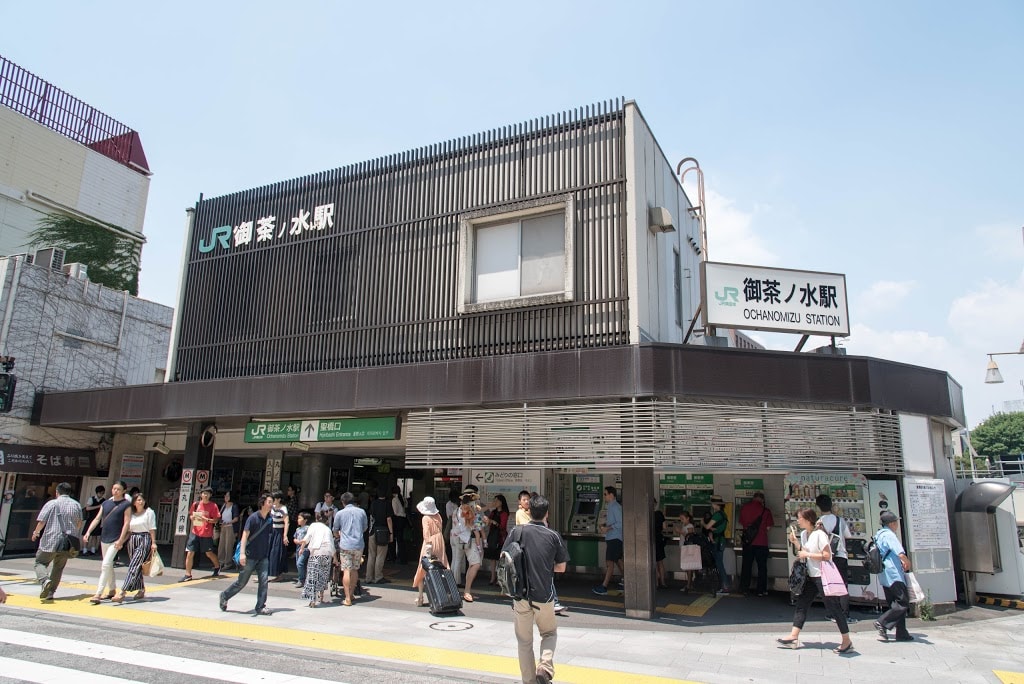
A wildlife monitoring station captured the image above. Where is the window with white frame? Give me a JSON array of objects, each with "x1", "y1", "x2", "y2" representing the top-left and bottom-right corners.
[{"x1": 457, "y1": 197, "x2": 574, "y2": 313}]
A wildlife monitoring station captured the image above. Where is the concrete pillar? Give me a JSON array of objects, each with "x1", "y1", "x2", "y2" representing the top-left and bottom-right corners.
[
  {"x1": 263, "y1": 451, "x2": 284, "y2": 493},
  {"x1": 621, "y1": 467, "x2": 656, "y2": 619},
  {"x1": 171, "y1": 422, "x2": 215, "y2": 569},
  {"x1": 300, "y1": 454, "x2": 328, "y2": 509}
]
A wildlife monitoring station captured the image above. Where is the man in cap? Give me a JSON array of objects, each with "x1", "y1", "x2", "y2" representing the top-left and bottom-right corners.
[{"x1": 873, "y1": 511, "x2": 913, "y2": 642}]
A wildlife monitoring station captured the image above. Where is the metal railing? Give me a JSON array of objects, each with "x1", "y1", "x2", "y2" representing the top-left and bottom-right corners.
[{"x1": 0, "y1": 53, "x2": 144, "y2": 172}]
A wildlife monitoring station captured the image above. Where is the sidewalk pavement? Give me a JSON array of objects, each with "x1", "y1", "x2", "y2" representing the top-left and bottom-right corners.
[{"x1": 3, "y1": 554, "x2": 1024, "y2": 683}]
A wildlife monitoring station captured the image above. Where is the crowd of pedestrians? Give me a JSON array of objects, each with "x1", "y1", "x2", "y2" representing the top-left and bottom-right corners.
[{"x1": 20, "y1": 477, "x2": 920, "y2": 683}]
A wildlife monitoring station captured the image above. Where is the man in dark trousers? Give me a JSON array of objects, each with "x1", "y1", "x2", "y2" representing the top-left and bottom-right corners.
[
  {"x1": 738, "y1": 491, "x2": 774, "y2": 596},
  {"x1": 219, "y1": 493, "x2": 275, "y2": 615},
  {"x1": 874, "y1": 510, "x2": 914, "y2": 642},
  {"x1": 31, "y1": 482, "x2": 83, "y2": 601},
  {"x1": 503, "y1": 494, "x2": 569, "y2": 684}
]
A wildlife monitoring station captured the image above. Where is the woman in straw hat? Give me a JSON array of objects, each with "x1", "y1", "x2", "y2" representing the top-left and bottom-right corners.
[{"x1": 412, "y1": 496, "x2": 448, "y2": 607}]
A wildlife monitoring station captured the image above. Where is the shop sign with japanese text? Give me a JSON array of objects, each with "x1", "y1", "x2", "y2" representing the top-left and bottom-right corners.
[
  {"x1": 0, "y1": 444, "x2": 96, "y2": 475},
  {"x1": 701, "y1": 261, "x2": 850, "y2": 336}
]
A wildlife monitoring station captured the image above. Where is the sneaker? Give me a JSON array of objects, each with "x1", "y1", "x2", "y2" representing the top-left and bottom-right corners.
[
  {"x1": 210, "y1": 567, "x2": 220, "y2": 578},
  {"x1": 535, "y1": 669, "x2": 552, "y2": 684},
  {"x1": 617, "y1": 578, "x2": 625, "y2": 588},
  {"x1": 873, "y1": 621, "x2": 889, "y2": 642},
  {"x1": 255, "y1": 607, "x2": 273, "y2": 616},
  {"x1": 219, "y1": 594, "x2": 228, "y2": 612},
  {"x1": 554, "y1": 602, "x2": 567, "y2": 615},
  {"x1": 757, "y1": 592, "x2": 769, "y2": 597},
  {"x1": 845, "y1": 616, "x2": 859, "y2": 624},
  {"x1": 827, "y1": 616, "x2": 837, "y2": 623},
  {"x1": 293, "y1": 581, "x2": 304, "y2": 587},
  {"x1": 180, "y1": 575, "x2": 193, "y2": 582},
  {"x1": 715, "y1": 589, "x2": 729, "y2": 596},
  {"x1": 592, "y1": 585, "x2": 608, "y2": 595}
]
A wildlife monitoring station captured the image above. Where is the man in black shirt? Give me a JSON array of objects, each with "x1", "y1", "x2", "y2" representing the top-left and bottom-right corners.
[
  {"x1": 502, "y1": 494, "x2": 569, "y2": 684},
  {"x1": 219, "y1": 494, "x2": 275, "y2": 615}
]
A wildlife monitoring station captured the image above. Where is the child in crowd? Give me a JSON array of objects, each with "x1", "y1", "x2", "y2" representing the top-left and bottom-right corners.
[{"x1": 293, "y1": 512, "x2": 310, "y2": 588}]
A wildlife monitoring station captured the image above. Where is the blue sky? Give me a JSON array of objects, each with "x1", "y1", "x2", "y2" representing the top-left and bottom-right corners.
[{"x1": 3, "y1": 1, "x2": 1022, "y2": 427}]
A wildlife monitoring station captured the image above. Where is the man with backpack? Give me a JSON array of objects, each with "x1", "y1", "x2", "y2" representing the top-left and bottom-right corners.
[
  {"x1": 873, "y1": 510, "x2": 914, "y2": 642},
  {"x1": 816, "y1": 494, "x2": 856, "y2": 623},
  {"x1": 502, "y1": 493, "x2": 569, "y2": 684}
]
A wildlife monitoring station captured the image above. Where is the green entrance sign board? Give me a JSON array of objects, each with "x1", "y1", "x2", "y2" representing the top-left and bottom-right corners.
[{"x1": 245, "y1": 417, "x2": 397, "y2": 443}]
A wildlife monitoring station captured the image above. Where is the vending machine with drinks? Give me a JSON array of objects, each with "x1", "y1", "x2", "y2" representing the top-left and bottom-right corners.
[{"x1": 783, "y1": 473, "x2": 901, "y2": 604}]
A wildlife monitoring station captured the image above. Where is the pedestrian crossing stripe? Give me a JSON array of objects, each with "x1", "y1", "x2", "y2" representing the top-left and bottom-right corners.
[
  {"x1": 0, "y1": 628, "x2": 340, "y2": 684},
  {"x1": 3, "y1": 594, "x2": 699, "y2": 684}
]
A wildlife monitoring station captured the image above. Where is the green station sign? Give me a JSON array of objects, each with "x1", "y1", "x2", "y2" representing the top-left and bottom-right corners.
[{"x1": 245, "y1": 417, "x2": 397, "y2": 443}]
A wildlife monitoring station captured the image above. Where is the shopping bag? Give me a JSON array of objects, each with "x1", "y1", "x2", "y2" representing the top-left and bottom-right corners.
[
  {"x1": 906, "y1": 571, "x2": 925, "y2": 603},
  {"x1": 145, "y1": 550, "x2": 165, "y2": 577},
  {"x1": 820, "y1": 559, "x2": 848, "y2": 597},
  {"x1": 679, "y1": 543, "x2": 703, "y2": 571}
]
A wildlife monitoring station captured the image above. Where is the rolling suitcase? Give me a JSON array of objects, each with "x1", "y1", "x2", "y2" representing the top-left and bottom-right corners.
[{"x1": 420, "y1": 556, "x2": 462, "y2": 615}]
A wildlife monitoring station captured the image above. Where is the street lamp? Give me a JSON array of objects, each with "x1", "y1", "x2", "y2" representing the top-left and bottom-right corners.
[{"x1": 984, "y1": 339, "x2": 1024, "y2": 384}]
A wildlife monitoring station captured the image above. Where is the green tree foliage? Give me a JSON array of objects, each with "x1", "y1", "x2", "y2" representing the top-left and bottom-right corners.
[
  {"x1": 27, "y1": 214, "x2": 140, "y2": 295},
  {"x1": 970, "y1": 411, "x2": 1024, "y2": 462}
]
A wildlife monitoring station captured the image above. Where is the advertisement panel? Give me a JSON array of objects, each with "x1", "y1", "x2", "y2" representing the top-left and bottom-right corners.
[{"x1": 701, "y1": 261, "x2": 850, "y2": 336}]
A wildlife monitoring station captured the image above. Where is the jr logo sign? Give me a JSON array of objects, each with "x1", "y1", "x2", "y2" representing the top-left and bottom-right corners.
[
  {"x1": 715, "y1": 286, "x2": 739, "y2": 306},
  {"x1": 199, "y1": 225, "x2": 232, "y2": 253}
]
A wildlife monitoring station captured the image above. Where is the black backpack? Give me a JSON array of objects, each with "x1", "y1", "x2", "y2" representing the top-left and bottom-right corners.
[
  {"x1": 864, "y1": 539, "x2": 884, "y2": 574},
  {"x1": 497, "y1": 530, "x2": 529, "y2": 601}
]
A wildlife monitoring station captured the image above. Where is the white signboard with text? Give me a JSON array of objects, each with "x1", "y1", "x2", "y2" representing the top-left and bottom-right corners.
[{"x1": 701, "y1": 261, "x2": 850, "y2": 336}]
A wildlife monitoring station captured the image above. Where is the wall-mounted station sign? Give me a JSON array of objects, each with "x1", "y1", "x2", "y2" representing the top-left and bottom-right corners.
[
  {"x1": 245, "y1": 417, "x2": 397, "y2": 443},
  {"x1": 700, "y1": 261, "x2": 850, "y2": 336}
]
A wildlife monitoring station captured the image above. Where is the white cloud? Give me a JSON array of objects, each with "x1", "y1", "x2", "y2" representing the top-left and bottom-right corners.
[
  {"x1": 947, "y1": 271, "x2": 1024, "y2": 353},
  {"x1": 854, "y1": 280, "x2": 916, "y2": 318},
  {"x1": 682, "y1": 182, "x2": 778, "y2": 266}
]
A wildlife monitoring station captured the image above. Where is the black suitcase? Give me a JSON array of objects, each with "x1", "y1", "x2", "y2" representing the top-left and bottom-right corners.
[{"x1": 420, "y1": 556, "x2": 462, "y2": 615}]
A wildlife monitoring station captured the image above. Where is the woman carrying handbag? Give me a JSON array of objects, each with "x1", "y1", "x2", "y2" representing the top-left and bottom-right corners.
[{"x1": 777, "y1": 508, "x2": 854, "y2": 654}]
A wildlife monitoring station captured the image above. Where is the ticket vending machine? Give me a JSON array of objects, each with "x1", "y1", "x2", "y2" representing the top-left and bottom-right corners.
[{"x1": 570, "y1": 498, "x2": 600, "y2": 533}]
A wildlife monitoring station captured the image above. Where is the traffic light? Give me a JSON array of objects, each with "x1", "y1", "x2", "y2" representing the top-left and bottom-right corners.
[{"x1": 0, "y1": 373, "x2": 16, "y2": 413}]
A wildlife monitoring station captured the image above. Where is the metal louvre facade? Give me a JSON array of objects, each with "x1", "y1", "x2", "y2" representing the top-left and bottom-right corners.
[
  {"x1": 405, "y1": 401, "x2": 904, "y2": 473},
  {"x1": 174, "y1": 99, "x2": 629, "y2": 381}
]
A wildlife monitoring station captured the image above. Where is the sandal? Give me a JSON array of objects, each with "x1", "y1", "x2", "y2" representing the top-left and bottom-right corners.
[
  {"x1": 111, "y1": 594, "x2": 125, "y2": 604},
  {"x1": 135, "y1": 590, "x2": 145, "y2": 600},
  {"x1": 104, "y1": 593, "x2": 116, "y2": 601},
  {"x1": 776, "y1": 637, "x2": 799, "y2": 649},
  {"x1": 463, "y1": 593, "x2": 474, "y2": 602},
  {"x1": 833, "y1": 643, "x2": 855, "y2": 654},
  {"x1": 89, "y1": 596, "x2": 103, "y2": 605}
]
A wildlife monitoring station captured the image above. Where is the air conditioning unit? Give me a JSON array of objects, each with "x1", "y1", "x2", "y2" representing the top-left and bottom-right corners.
[
  {"x1": 62, "y1": 262, "x2": 88, "y2": 280},
  {"x1": 7, "y1": 253, "x2": 33, "y2": 264},
  {"x1": 33, "y1": 247, "x2": 65, "y2": 271}
]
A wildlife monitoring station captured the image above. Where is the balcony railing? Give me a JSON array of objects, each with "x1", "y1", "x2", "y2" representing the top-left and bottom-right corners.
[{"x1": 0, "y1": 54, "x2": 149, "y2": 175}]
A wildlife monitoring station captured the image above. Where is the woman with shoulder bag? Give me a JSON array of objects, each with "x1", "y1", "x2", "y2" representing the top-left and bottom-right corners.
[
  {"x1": 777, "y1": 508, "x2": 854, "y2": 654},
  {"x1": 110, "y1": 493, "x2": 157, "y2": 603}
]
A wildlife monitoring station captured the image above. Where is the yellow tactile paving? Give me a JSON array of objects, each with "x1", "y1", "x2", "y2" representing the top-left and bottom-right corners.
[
  {"x1": 2, "y1": 593, "x2": 701, "y2": 684},
  {"x1": 995, "y1": 672, "x2": 1024, "y2": 684},
  {"x1": 658, "y1": 594, "x2": 719, "y2": 617}
]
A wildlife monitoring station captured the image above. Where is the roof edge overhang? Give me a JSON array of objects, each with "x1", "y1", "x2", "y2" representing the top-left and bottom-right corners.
[{"x1": 36, "y1": 343, "x2": 966, "y2": 431}]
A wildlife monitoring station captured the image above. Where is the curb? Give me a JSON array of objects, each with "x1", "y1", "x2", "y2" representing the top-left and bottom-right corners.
[{"x1": 978, "y1": 596, "x2": 1024, "y2": 610}]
